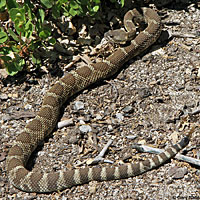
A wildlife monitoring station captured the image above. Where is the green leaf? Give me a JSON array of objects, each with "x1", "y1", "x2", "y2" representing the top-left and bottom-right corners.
[
  {"x1": 70, "y1": 1, "x2": 79, "y2": 9},
  {"x1": 38, "y1": 9, "x2": 45, "y2": 23},
  {"x1": 93, "y1": 0, "x2": 100, "y2": 3},
  {"x1": 93, "y1": 5, "x2": 99, "y2": 12},
  {"x1": 120, "y1": 0, "x2": 124, "y2": 7},
  {"x1": 24, "y1": 0, "x2": 34, "y2": 9},
  {"x1": 8, "y1": 28, "x2": 19, "y2": 42},
  {"x1": 52, "y1": 5, "x2": 60, "y2": 18},
  {"x1": 0, "y1": 31, "x2": 8, "y2": 43},
  {"x1": 24, "y1": 3, "x2": 34, "y2": 20},
  {"x1": 6, "y1": 0, "x2": 19, "y2": 11},
  {"x1": 14, "y1": 19, "x2": 25, "y2": 32},
  {"x1": 39, "y1": 29, "x2": 51, "y2": 39},
  {"x1": 5, "y1": 59, "x2": 24, "y2": 76},
  {"x1": 69, "y1": 7, "x2": 78, "y2": 16},
  {"x1": 0, "y1": 55, "x2": 12, "y2": 62},
  {"x1": 48, "y1": 37, "x2": 56, "y2": 45},
  {"x1": 9, "y1": 8, "x2": 26, "y2": 34},
  {"x1": 25, "y1": 21, "x2": 33, "y2": 31},
  {"x1": 40, "y1": 0, "x2": 54, "y2": 8},
  {"x1": 11, "y1": 45, "x2": 20, "y2": 53},
  {"x1": 25, "y1": 20, "x2": 34, "y2": 38},
  {"x1": 32, "y1": 55, "x2": 41, "y2": 65},
  {"x1": 0, "y1": 0, "x2": 6, "y2": 9},
  {"x1": 9, "y1": 8, "x2": 26, "y2": 22}
]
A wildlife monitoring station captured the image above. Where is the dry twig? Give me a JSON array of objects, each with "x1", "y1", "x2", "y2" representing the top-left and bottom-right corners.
[
  {"x1": 132, "y1": 144, "x2": 200, "y2": 167},
  {"x1": 87, "y1": 139, "x2": 114, "y2": 165}
]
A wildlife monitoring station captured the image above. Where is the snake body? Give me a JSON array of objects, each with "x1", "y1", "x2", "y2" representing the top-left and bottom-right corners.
[{"x1": 6, "y1": 7, "x2": 189, "y2": 193}]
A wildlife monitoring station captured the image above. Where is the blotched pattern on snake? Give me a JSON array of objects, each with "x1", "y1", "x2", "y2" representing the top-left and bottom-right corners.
[{"x1": 6, "y1": 6, "x2": 189, "y2": 193}]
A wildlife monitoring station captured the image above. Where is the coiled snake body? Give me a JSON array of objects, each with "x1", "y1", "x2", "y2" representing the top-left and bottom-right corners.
[{"x1": 6, "y1": 7, "x2": 189, "y2": 193}]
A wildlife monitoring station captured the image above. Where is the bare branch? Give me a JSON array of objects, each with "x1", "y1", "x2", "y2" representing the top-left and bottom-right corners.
[{"x1": 132, "y1": 144, "x2": 200, "y2": 167}]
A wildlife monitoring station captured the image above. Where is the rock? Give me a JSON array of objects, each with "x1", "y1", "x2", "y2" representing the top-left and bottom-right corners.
[
  {"x1": 74, "y1": 101, "x2": 84, "y2": 110},
  {"x1": 0, "y1": 93, "x2": 8, "y2": 100},
  {"x1": 116, "y1": 113, "x2": 124, "y2": 122},
  {"x1": 172, "y1": 167, "x2": 188, "y2": 179},
  {"x1": 95, "y1": 114, "x2": 103, "y2": 120},
  {"x1": 168, "y1": 166, "x2": 188, "y2": 179},
  {"x1": 122, "y1": 105, "x2": 133, "y2": 113},
  {"x1": 79, "y1": 124, "x2": 92, "y2": 133},
  {"x1": 24, "y1": 104, "x2": 32, "y2": 110},
  {"x1": 108, "y1": 124, "x2": 113, "y2": 131}
]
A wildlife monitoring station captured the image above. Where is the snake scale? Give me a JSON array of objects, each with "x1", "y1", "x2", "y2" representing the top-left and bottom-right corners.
[{"x1": 6, "y1": 6, "x2": 189, "y2": 193}]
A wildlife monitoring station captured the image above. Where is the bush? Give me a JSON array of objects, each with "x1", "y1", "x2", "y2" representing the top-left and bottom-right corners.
[{"x1": 0, "y1": 0, "x2": 124, "y2": 76}]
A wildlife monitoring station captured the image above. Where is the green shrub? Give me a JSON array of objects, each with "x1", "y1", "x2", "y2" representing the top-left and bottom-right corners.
[{"x1": 0, "y1": 0, "x2": 124, "y2": 76}]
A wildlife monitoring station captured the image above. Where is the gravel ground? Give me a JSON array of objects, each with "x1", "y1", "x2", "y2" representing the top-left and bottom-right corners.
[{"x1": 0, "y1": 1, "x2": 200, "y2": 199}]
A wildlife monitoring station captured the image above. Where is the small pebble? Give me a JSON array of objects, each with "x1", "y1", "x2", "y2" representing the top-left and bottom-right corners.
[
  {"x1": 79, "y1": 124, "x2": 92, "y2": 133},
  {"x1": 0, "y1": 93, "x2": 8, "y2": 100},
  {"x1": 116, "y1": 113, "x2": 124, "y2": 122},
  {"x1": 108, "y1": 124, "x2": 113, "y2": 131},
  {"x1": 122, "y1": 105, "x2": 133, "y2": 113},
  {"x1": 24, "y1": 104, "x2": 32, "y2": 110},
  {"x1": 74, "y1": 101, "x2": 84, "y2": 110}
]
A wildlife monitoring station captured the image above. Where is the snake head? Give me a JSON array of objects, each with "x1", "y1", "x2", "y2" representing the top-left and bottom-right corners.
[{"x1": 104, "y1": 29, "x2": 128, "y2": 44}]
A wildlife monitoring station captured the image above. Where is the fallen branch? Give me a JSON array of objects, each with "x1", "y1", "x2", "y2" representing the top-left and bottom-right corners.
[
  {"x1": 87, "y1": 139, "x2": 114, "y2": 165},
  {"x1": 132, "y1": 144, "x2": 200, "y2": 167},
  {"x1": 168, "y1": 30, "x2": 198, "y2": 38},
  {"x1": 57, "y1": 119, "x2": 74, "y2": 129}
]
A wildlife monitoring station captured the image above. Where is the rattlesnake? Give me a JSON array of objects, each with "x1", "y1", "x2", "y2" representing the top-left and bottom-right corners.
[{"x1": 6, "y1": 7, "x2": 189, "y2": 193}]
